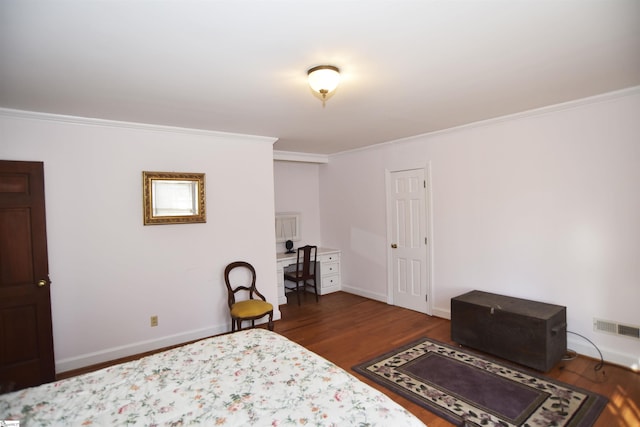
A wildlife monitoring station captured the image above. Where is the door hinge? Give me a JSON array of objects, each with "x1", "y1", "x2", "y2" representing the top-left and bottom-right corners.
[
  {"x1": 425, "y1": 237, "x2": 427, "y2": 245},
  {"x1": 425, "y1": 294, "x2": 428, "y2": 302},
  {"x1": 423, "y1": 180, "x2": 426, "y2": 188}
]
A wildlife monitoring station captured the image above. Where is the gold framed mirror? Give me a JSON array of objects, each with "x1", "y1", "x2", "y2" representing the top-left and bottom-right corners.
[{"x1": 142, "y1": 171, "x2": 206, "y2": 225}]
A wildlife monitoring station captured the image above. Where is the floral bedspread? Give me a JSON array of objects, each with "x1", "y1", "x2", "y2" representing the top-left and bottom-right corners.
[{"x1": 0, "y1": 329, "x2": 425, "y2": 426}]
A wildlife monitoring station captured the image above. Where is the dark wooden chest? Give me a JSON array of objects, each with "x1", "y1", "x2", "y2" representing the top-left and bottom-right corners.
[{"x1": 451, "y1": 290, "x2": 566, "y2": 372}]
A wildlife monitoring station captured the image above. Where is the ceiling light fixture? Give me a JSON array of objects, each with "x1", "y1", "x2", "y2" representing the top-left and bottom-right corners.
[{"x1": 307, "y1": 65, "x2": 340, "y2": 107}]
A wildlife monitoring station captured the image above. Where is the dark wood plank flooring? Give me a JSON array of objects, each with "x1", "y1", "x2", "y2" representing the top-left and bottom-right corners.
[
  {"x1": 59, "y1": 291, "x2": 639, "y2": 427},
  {"x1": 278, "y1": 292, "x2": 639, "y2": 427}
]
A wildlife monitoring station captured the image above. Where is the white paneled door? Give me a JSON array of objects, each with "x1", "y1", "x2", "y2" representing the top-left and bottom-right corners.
[{"x1": 387, "y1": 168, "x2": 430, "y2": 314}]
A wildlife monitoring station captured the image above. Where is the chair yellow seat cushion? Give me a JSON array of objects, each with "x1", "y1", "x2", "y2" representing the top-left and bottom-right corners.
[{"x1": 231, "y1": 300, "x2": 273, "y2": 318}]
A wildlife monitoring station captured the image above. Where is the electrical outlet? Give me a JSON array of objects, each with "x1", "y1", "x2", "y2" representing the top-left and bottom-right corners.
[{"x1": 150, "y1": 315, "x2": 158, "y2": 327}]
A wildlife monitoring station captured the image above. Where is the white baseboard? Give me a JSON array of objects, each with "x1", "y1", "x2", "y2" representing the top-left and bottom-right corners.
[
  {"x1": 431, "y1": 307, "x2": 450, "y2": 319},
  {"x1": 340, "y1": 284, "x2": 387, "y2": 303},
  {"x1": 567, "y1": 336, "x2": 638, "y2": 371},
  {"x1": 341, "y1": 285, "x2": 453, "y2": 319},
  {"x1": 55, "y1": 325, "x2": 226, "y2": 373},
  {"x1": 342, "y1": 284, "x2": 452, "y2": 320},
  {"x1": 56, "y1": 310, "x2": 281, "y2": 374}
]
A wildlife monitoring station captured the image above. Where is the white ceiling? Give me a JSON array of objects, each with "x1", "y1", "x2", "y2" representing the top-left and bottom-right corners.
[{"x1": 1, "y1": 1, "x2": 639, "y2": 155}]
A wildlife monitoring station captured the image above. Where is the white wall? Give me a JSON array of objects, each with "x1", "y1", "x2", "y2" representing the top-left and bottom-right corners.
[
  {"x1": 0, "y1": 110, "x2": 279, "y2": 373},
  {"x1": 273, "y1": 160, "x2": 322, "y2": 252},
  {"x1": 319, "y1": 89, "x2": 640, "y2": 368}
]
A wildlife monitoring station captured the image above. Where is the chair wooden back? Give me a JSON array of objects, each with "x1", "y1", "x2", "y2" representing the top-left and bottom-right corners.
[
  {"x1": 294, "y1": 245, "x2": 317, "y2": 280},
  {"x1": 224, "y1": 261, "x2": 266, "y2": 308}
]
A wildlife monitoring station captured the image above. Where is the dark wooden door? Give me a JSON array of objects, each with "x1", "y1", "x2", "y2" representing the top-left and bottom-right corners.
[{"x1": 0, "y1": 160, "x2": 55, "y2": 390}]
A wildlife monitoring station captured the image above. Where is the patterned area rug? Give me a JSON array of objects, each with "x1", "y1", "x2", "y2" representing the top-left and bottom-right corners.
[{"x1": 353, "y1": 337, "x2": 607, "y2": 427}]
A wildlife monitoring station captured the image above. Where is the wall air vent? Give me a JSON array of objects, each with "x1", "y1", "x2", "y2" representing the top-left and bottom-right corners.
[{"x1": 594, "y1": 318, "x2": 640, "y2": 340}]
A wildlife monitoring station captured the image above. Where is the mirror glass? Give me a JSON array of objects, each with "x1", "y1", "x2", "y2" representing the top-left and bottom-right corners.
[
  {"x1": 275, "y1": 212, "x2": 300, "y2": 243},
  {"x1": 143, "y1": 171, "x2": 206, "y2": 225},
  {"x1": 152, "y1": 180, "x2": 199, "y2": 216}
]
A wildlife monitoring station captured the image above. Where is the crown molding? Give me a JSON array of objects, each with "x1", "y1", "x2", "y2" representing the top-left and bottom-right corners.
[
  {"x1": 330, "y1": 85, "x2": 640, "y2": 159},
  {"x1": 0, "y1": 108, "x2": 278, "y2": 145},
  {"x1": 273, "y1": 150, "x2": 329, "y2": 164}
]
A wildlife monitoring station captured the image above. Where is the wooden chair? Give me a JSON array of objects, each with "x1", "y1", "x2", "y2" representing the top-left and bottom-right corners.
[
  {"x1": 224, "y1": 261, "x2": 273, "y2": 332},
  {"x1": 283, "y1": 245, "x2": 318, "y2": 305}
]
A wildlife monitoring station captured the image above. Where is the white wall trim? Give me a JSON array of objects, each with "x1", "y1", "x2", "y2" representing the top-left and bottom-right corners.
[
  {"x1": 273, "y1": 150, "x2": 329, "y2": 164},
  {"x1": 55, "y1": 324, "x2": 228, "y2": 373},
  {"x1": 345, "y1": 284, "x2": 451, "y2": 320},
  {"x1": 341, "y1": 285, "x2": 387, "y2": 303},
  {"x1": 432, "y1": 307, "x2": 451, "y2": 319},
  {"x1": 329, "y1": 85, "x2": 640, "y2": 159},
  {"x1": 55, "y1": 311, "x2": 281, "y2": 373},
  {"x1": 567, "y1": 337, "x2": 639, "y2": 372},
  {"x1": 0, "y1": 108, "x2": 278, "y2": 145}
]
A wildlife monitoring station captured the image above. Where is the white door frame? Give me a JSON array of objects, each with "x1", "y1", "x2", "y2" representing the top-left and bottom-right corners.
[{"x1": 385, "y1": 165, "x2": 433, "y2": 315}]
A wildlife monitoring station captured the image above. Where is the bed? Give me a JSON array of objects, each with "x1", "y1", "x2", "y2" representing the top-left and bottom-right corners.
[{"x1": 0, "y1": 328, "x2": 425, "y2": 426}]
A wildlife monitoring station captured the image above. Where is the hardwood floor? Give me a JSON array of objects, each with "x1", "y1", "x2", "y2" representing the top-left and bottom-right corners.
[
  {"x1": 276, "y1": 292, "x2": 639, "y2": 427},
  {"x1": 59, "y1": 291, "x2": 639, "y2": 427}
]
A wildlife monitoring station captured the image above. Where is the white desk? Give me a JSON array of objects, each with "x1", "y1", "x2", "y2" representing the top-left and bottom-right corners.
[{"x1": 276, "y1": 247, "x2": 341, "y2": 305}]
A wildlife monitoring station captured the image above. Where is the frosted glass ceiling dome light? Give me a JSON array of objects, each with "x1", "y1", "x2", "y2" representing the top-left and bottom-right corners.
[{"x1": 307, "y1": 65, "x2": 340, "y2": 107}]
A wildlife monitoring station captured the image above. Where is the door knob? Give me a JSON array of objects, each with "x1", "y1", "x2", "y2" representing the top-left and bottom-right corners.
[
  {"x1": 37, "y1": 279, "x2": 47, "y2": 287},
  {"x1": 391, "y1": 243, "x2": 398, "y2": 249}
]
